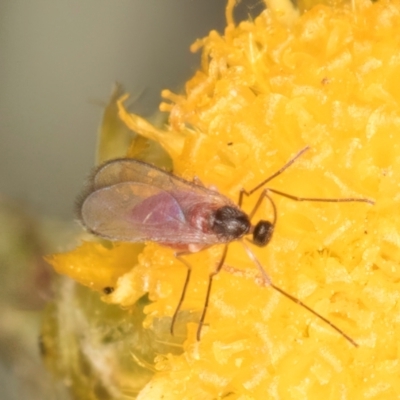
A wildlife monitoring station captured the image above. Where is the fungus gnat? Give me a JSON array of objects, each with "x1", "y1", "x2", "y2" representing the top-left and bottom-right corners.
[{"x1": 77, "y1": 146, "x2": 374, "y2": 347}]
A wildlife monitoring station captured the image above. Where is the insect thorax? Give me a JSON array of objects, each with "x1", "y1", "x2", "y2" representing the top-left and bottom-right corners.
[{"x1": 210, "y1": 205, "x2": 250, "y2": 241}]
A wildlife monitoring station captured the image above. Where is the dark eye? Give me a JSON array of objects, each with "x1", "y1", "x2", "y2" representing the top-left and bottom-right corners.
[{"x1": 252, "y1": 220, "x2": 274, "y2": 247}]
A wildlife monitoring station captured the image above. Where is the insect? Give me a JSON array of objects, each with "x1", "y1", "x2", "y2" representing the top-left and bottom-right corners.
[{"x1": 77, "y1": 146, "x2": 374, "y2": 346}]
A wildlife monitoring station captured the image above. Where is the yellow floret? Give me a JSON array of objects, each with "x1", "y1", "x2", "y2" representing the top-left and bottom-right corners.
[
  {"x1": 48, "y1": 0, "x2": 400, "y2": 398},
  {"x1": 47, "y1": 241, "x2": 143, "y2": 292}
]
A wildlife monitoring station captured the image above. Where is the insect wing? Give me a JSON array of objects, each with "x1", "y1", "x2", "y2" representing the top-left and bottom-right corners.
[
  {"x1": 91, "y1": 159, "x2": 235, "y2": 210},
  {"x1": 92, "y1": 158, "x2": 190, "y2": 192},
  {"x1": 79, "y1": 159, "x2": 235, "y2": 244},
  {"x1": 81, "y1": 182, "x2": 207, "y2": 242}
]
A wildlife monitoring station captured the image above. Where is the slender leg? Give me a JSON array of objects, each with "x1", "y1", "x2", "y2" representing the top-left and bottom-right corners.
[
  {"x1": 171, "y1": 252, "x2": 192, "y2": 336},
  {"x1": 239, "y1": 146, "x2": 310, "y2": 205},
  {"x1": 246, "y1": 189, "x2": 277, "y2": 222},
  {"x1": 240, "y1": 240, "x2": 358, "y2": 347},
  {"x1": 265, "y1": 187, "x2": 374, "y2": 204},
  {"x1": 242, "y1": 190, "x2": 278, "y2": 247},
  {"x1": 238, "y1": 146, "x2": 374, "y2": 206},
  {"x1": 196, "y1": 245, "x2": 229, "y2": 341}
]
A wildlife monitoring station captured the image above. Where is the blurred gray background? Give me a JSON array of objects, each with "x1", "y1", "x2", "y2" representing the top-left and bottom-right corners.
[
  {"x1": 0, "y1": 0, "x2": 263, "y2": 221},
  {"x1": 0, "y1": 2, "x2": 264, "y2": 399}
]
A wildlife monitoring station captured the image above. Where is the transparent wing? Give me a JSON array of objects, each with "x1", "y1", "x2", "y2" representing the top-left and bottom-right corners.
[
  {"x1": 92, "y1": 158, "x2": 208, "y2": 196},
  {"x1": 80, "y1": 182, "x2": 222, "y2": 244}
]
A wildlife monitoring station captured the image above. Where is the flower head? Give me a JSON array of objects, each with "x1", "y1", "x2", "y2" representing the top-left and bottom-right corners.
[{"x1": 46, "y1": 0, "x2": 400, "y2": 397}]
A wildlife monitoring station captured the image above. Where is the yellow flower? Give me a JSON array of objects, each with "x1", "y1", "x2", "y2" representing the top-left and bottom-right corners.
[{"x1": 46, "y1": 0, "x2": 400, "y2": 398}]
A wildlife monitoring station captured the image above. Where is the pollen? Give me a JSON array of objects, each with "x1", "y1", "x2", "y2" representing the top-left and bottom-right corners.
[{"x1": 46, "y1": 0, "x2": 400, "y2": 398}]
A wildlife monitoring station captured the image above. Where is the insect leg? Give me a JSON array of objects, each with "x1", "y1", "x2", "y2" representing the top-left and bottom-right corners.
[
  {"x1": 246, "y1": 189, "x2": 277, "y2": 222},
  {"x1": 171, "y1": 252, "x2": 193, "y2": 336},
  {"x1": 240, "y1": 241, "x2": 358, "y2": 347},
  {"x1": 265, "y1": 188, "x2": 374, "y2": 204},
  {"x1": 243, "y1": 190, "x2": 278, "y2": 247},
  {"x1": 238, "y1": 146, "x2": 374, "y2": 205},
  {"x1": 238, "y1": 146, "x2": 310, "y2": 206},
  {"x1": 196, "y1": 244, "x2": 229, "y2": 341}
]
